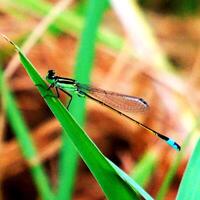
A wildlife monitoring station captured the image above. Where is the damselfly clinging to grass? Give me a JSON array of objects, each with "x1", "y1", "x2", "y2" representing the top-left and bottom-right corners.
[{"x1": 45, "y1": 70, "x2": 181, "y2": 151}]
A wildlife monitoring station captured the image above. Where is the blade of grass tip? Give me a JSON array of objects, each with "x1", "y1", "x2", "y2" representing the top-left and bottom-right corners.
[
  {"x1": 130, "y1": 150, "x2": 157, "y2": 188},
  {"x1": 176, "y1": 138, "x2": 200, "y2": 200},
  {"x1": 156, "y1": 118, "x2": 200, "y2": 200},
  {"x1": 57, "y1": 0, "x2": 109, "y2": 199},
  {"x1": 0, "y1": 66, "x2": 55, "y2": 200},
  {"x1": 4, "y1": 0, "x2": 73, "y2": 78},
  {"x1": 108, "y1": 159, "x2": 154, "y2": 200},
  {"x1": 2, "y1": 35, "x2": 155, "y2": 199}
]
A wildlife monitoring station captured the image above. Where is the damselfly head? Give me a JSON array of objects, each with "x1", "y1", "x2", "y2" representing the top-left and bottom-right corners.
[
  {"x1": 46, "y1": 70, "x2": 56, "y2": 85},
  {"x1": 47, "y1": 70, "x2": 55, "y2": 79}
]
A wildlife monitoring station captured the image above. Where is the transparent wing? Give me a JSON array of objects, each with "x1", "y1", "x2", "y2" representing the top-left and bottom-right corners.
[{"x1": 78, "y1": 84, "x2": 149, "y2": 113}]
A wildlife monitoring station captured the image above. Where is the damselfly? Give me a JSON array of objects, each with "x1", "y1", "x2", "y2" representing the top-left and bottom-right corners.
[{"x1": 45, "y1": 70, "x2": 181, "y2": 151}]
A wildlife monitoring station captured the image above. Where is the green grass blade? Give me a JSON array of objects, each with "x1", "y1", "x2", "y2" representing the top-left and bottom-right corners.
[
  {"x1": 130, "y1": 150, "x2": 157, "y2": 188},
  {"x1": 0, "y1": 67, "x2": 54, "y2": 200},
  {"x1": 57, "y1": 136, "x2": 78, "y2": 199},
  {"x1": 57, "y1": 0, "x2": 108, "y2": 199},
  {"x1": 156, "y1": 151, "x2": 183, "y2": 200},
  {"x1": 176, "y1": 138, "x2": 200, "y2": 200},
  {"x1": 2, "y1": 36, "x2": 155, "y2": 200},
  {"x1": 156, "y1": 119, "x2": 200, "y2": 200}
]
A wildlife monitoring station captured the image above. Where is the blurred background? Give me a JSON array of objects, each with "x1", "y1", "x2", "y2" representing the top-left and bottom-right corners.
[{"x1": 0, "y1": 0, "x2": 200, "y2": 199}]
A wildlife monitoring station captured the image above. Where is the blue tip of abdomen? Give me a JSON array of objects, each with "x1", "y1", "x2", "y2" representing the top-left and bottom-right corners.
[{"x1": 167, "y1": 138, "x2": 181, "y2": 151}]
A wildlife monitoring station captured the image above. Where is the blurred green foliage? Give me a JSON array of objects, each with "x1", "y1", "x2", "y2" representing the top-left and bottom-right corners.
[{"x1": 139, "y1": 0, "x2": 200, "y2": 15}]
